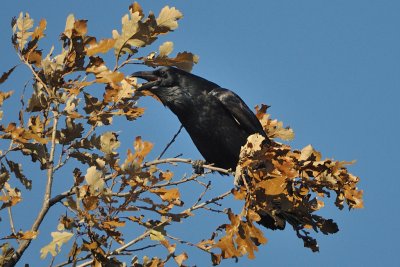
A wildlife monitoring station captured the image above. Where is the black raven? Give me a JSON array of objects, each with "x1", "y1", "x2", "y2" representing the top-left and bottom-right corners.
[{"x1": 132, "y1": 66, "x2": 283, "y2": 230}]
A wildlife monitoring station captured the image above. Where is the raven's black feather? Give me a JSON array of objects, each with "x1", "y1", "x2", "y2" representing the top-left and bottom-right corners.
[{"x1": 132, "y1": 66, "x2": 284, "y2": 230}]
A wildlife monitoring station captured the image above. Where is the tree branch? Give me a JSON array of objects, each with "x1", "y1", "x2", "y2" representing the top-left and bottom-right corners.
[{"x1": 7, "y1": 111, "x2": 60, "y2": 266}]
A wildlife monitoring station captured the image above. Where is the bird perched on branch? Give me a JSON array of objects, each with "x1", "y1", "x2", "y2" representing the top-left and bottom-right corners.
[{"x1": 132, "y1": 66, "x2": 283, "y2": 230}]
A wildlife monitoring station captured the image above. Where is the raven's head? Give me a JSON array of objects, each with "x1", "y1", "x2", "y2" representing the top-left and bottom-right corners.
[
  {"x1": 131, "y1": 66, "x2": 182, "y2": 92},
  {"x1": 132, "y1": 66, "x2": 220, "y2": 108}
]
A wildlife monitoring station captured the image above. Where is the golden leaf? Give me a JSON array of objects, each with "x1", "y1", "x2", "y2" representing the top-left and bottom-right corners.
[
  {"x1": 129, "y1": 2, "x2": 144, "y2": 17},
  {"x1": 174, "y1": 253, "x2": 188, "y2": 266},
  {"x1": 112, "y1": 10, "x2": 142, "y2": 56},
  {"x1": 150, "y1": 188, "x2": 181, "y2": 204},
  {"x1": 32, "y1": 18, "x2": 46, "y2": 40},
  {"x1": 5, "y1": 230, "x2": 38, "y2": 240},
  {"x1": 133, "y1": 136, "x2": 153, "y2": 165},
  {"x1": 86, "y1": 38, "x2": 116, "y2": 56},
  {"x1": 103, "y1": 219, "x2": 126, "y2": 228},
  {"x1": 0, "y1": 90, "x2": 14, "y2": 105},
  {"x1": 95, "y1": 70, "x2": 124, "y2": 84}
]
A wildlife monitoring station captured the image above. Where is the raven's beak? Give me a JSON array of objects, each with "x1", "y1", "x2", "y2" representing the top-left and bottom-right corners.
[{"x1": 131, "y1": 71, "x2": 160, "y2": 91}]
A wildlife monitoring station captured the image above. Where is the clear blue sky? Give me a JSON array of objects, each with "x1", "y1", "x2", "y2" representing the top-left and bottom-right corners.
[{"x1": 1, "y1": 1, "x2": 399, "y2": 266}]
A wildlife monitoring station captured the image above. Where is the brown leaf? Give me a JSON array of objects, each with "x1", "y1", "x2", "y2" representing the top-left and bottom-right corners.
[
  {"x1": 26, "y1": 83, "x2": 49, "y2": 112},
  {"x1": 144, "y1": 51, "x2": 199, "y2": 72},
  {"x1": 6, "y1": 159, "x2": 32, "y2": 190},
  {"x1": 21, "y1": 143, "x2": 49, "y2": 170},
  {"x1": 25, "y1": 50, "x2": 42, "y2": 67},
  {"x1": 0, "y1": 67, "x2": 17, "y2": 85}
]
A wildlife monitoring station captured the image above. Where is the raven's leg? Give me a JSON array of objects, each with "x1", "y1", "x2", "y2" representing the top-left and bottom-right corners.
[{"x1": 192, "y1": 160, "x2": 205, "y2": 174}]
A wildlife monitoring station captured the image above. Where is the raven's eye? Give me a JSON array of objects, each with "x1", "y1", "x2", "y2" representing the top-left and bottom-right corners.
[{"x1": 159, "y1": 70, "x2": 167, "y2": 78}]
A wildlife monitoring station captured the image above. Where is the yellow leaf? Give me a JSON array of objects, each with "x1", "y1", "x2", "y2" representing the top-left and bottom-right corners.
[
  {"x1": 156, "y1": 6, "x2": 183, "y2": 31},
  {"x1": 64, "y1": 14, "x2": 75, "y2": 39},
  {"x1": 159, "y1": 41, "x2": 173, "y2": 57},
  {"x1": 100, "y1": 132, "x2": 120, "y2": 154},
  {"x1": 40, "y1": 231, "x2": 74, "y2": 259},
  {"x1": 13, "y1": 12, "x2": 34, "y2": 49},
  {"x1": 85, "y1": 166, "x2": 104, "y2": 193},
  {"x1": 299, "y1": 144, "x2": 321, "y2": 161},
  {"x1": 149, "y1": 229, "x2": 165, "y2": 241}
]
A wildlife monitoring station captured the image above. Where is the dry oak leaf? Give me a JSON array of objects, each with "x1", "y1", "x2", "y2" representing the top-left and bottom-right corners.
[
  {"x1": 4, "y1": 230, "x2": 38, "y2": 240},
  {"x1": 100, "y1": 132, "x2": 120, "y2": 154},
  {"x1": 0, "y1": 90, "x2": 13, "y2": 105},
  {"x1": 0, "y1": 67, "x2": 17, "y2": 85},
  {"x1": 150, "y1": 188, "x2": 181, "y2": 205},
  {"x1": 40, "y1": 231, "x2": 74, "y2": 259},
  {"x1": 85, "y1": 166, "x2": 105, "y2": 193},
  {"x1": 12, "y1": 12, "x2": 34, "y2": 49},
  {"x1": 158, "y1": 41, "x2": 174, "y2": 57},
  {"x1": 86, "y1": 38, "x2": 116, "y2": 56},
  {"x1": 156, "y1": 6, "x2": 183, "y2": 32}
]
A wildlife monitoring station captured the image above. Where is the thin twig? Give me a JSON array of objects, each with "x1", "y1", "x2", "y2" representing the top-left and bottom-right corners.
[
  {"x1": 49, "y1": 156, "x2": 229, "y2": 207},
  {"x1": 2, "y1": 189, "x2": 17, "y2": 238},
  {"x1": 157, "y1": 125, "x2": 183, "y2": 160},
  {"x1": 18, "y1": 54, "x2": 53, "y2": 98},
  {"x1": 143, "y1": 158, "x2": 232, "y2": 174},
  {"x1": 53, "y1": 254, "x2": 91, "y2": 267},
  {"x1": 184, "y1": 190, "x2": 232, "y2": 214},
  {"x1": 124, "y1": 243, "x2": 160, "y2": 252},
  {"x1": 166, "y1": 234, "x2": 211, "y2": 254},
  {"x1": 193, "y1": 181, "x2": 212, "y2": 207}
]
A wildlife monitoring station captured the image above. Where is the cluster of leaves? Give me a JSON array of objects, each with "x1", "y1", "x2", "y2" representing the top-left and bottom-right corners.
[
  {"x1": 0, "y1": 2, "x2": 363, "y2": 267},
  {"x1": 205, "y1": 105, "x2": 363, "y2": 263}
]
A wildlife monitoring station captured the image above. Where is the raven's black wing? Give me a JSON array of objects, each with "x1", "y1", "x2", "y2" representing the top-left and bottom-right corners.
[{"x1": 209, "y1": 88, "x2": 266, "y2": 137}]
